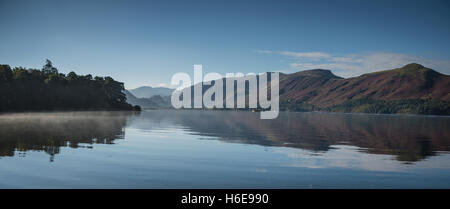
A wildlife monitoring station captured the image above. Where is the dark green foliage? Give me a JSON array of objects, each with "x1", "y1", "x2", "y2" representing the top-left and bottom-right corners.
[
  {"x1": 279, "y1": 97, "x2": 450, "y2": 115},
  {"x1": 0, "y1": 61, "x2": 139, "y2": 111},
  {"x1": 133, "y1": 105, "x2": 142, "y2": 111},
  {"x1": 327, "y1": 98, "x2": 450, "y2": 115}
]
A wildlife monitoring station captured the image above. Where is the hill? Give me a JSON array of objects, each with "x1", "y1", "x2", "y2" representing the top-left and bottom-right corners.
[
  {"x1": 124, "y1": 90, "x2": 171, "y2": 109},
  {"x1": 280, "y1": 63, "x2": 449, "y2": 107},
  {"x1": 279, "y1": 63, "x2": 450, "y2": 114},
  {"x1": 174, "y1": 63, "x2": 450, "y2": 115},
  {"x1": 128, "y1": 86, "x2": 174, "y2": 98}
]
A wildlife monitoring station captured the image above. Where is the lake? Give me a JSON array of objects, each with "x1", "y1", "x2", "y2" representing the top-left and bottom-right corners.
[{"x1": 0, "y1": 110, "x2": 449, "y2": 188}]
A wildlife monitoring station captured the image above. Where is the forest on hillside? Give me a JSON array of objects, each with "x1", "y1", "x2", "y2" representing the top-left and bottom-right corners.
[
  {"x1": 280, "y1": 98, "x2": 450, "y2": 115},
  {"x1": 0, "y1": 60, "x2": 140, "y2": 111}
]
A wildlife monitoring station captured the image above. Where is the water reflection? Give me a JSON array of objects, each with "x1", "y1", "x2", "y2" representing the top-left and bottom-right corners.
[
  {"x1": 0, "y1": 110, "x2": 449, "y2": 163},
  {"x1": 0, "y1": 111, "x2": 136, "y2": 161},
  {"x1": 129, "y1": 110, "x2": 450, "y2": 163}
]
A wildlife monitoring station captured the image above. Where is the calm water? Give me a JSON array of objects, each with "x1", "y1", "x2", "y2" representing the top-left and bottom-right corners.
[{"x1": 0, "y1": 110, "x2": 449, "y2": 188}]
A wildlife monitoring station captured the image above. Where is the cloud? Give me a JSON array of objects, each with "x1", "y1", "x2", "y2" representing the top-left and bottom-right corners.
[
  {"x1": 279, "y1": 51, "x2": 331, "y2": 60},
  {"x1": 331, "y1": 56, "x2": 363, "y2": 63},
  {"x1": 153, "y1": 83, "x2": 177, "y2": 89},
  {"x1": 276, "y1": 51, "x2": 450, "y2": 77}
]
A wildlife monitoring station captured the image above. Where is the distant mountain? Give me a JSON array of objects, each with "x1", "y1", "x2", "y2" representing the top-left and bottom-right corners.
[
  {"x1": 146, "y1": 95, "x2": 172, "y2": 108},
  {"x1": 124, "y1": 90, "x2": 171, "y2": 109},
  {"x1": 177, "y1": 63, "x2": 450, "y2": 115},
  {"x1": 125, "y1": 63, "x2": 449, "y2": 114},
  {"x1": 128, "y1": 86, "x2": 174, "y2": 98}
]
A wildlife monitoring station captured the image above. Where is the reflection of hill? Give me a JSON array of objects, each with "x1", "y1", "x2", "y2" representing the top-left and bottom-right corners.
[
  {"x1": 132, "y1": 110, "x2": 450, "y2": 162},
  {"x1": 2, "y1": 110, "x2": 448, "y2": 163},
  {"x1": 0, "y1": 111, "x2": 135, "y2": 161}
]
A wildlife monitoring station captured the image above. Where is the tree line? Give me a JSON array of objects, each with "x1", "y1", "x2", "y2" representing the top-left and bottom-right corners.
[
  {"x1": 326, "y1": 98, "x2": 450, "y2": 115},
  {"x1": 280, "y1": 98, "x2": 450, "y2": 115},
  {"x1": 0, "y1": 60, "x2": 140, "y2": 111}
]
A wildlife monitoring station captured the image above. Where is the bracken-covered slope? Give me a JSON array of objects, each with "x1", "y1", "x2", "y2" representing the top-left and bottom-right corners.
[{"x1": 279, "y1": 63, "x2": 450, "y2": 108}]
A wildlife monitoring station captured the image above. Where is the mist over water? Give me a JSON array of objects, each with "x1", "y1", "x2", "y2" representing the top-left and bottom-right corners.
[
  {"x1": 0, "y1": 111, "x2": 133, "y2": 161},
  {"x1": 0, "y1": 110, "x2": 449, "y2": 188}
]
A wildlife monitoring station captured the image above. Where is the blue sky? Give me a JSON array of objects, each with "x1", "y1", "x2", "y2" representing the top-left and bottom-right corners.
[{"x1": 1, "y1": 0, "x2": 449, "y2": 89}]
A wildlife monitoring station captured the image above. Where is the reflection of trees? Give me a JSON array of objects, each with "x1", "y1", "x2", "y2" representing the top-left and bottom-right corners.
[
  {"x1": 0, "y1": 111, "x2": 136, "y2": 161},
  {"x1": 2, "y1": 110, "x2": 448, "y2": 163},
  {"x1": 133, "y1": 110, "x2": 450, "y2": 163}
]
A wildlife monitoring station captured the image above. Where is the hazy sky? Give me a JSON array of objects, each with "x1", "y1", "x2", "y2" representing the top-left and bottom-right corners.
[{"x1": 1, "y1": 0, "x2": 450, "y2": 89}]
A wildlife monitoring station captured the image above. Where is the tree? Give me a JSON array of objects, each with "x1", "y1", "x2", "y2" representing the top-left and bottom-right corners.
[
  {"x1": 0, "y1": 60, "x2": 140, "y2": 111},
  {"x1": 0, "y1": 65, "x2": 13, "y2": 81},
  {"x1": 42, "y1": 59, "x2": 58, "y2": 75}
]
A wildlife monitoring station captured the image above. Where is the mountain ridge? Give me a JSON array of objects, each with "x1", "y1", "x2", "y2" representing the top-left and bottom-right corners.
[
  {"x1": 125, "y1": 63, "x2": 450, "y2": 115},
  {"x1": 279, "y1": 63, "x2": 449, "y2": 108},
  {"x1": 128, "y1": 86, "x2": 174, "y2": 98},
  {"x1": 124, "y1": 90, "x2": 171, "y2": 109}
]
